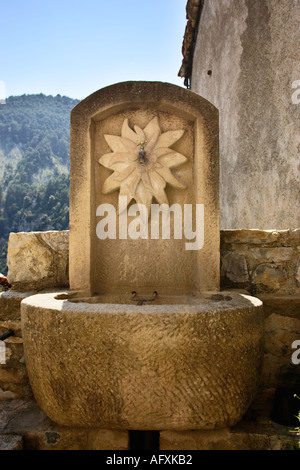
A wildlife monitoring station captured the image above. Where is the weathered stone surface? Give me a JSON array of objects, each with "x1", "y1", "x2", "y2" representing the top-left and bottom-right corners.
[
  {"x1": 7, "y1": 231, "x2": 69, "y2": 291},
  {"x1": 221, "y1": 252, "x2": 249, "y2": 283},
  {"x1": 296, "y1": 259, "x2": 300, "y2": 285},
  {"x1": 159, "y1": 423, "x2": 297, "y2": 450},
  {"x1": 0, "y1": 291, "x2": 36, "y2": 321},
  {"x1": 263, "y1": 313, "x2": 300, "y2": 388},
  {"x1": 21, "y1": 291, "x2": 264, "y2": 430},
  {"x1": 221, "y1": 230, "x2": 300, "y2": 294},
  {"x1": 250, "y1": 247, "x2": 294, "y2": 262},
  {"x1": 0, "y1": 434, "x2": 23, "y2": 450},
  {"x1": 0, "y1": 399, "x2": 128, "y2": 450},
  {"x1": 70, "y1": 82, "x2": 220, "y2": 295},
  {"x1": 221, "y1": 230, "x2": 282, "y2": 245},
  {"x1": 252, "y1": 264, "x2": 287, "y2": 293},
  {"x1": 191, "y1": 0, "x2": 300, "y2": 230},
  {"x1": 0, "y1": 389, "x2": 16, "y2": 401},
  {"x1": 258, "y1": 294, "x2": 300, "y2": 318},
  {"x1": 0, "y1": 319, "x2": 33, "y2": 399}
]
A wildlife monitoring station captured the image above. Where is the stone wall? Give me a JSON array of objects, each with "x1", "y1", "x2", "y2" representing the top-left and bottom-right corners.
[
  {"x1": 220, "y1": 229, "x2": 300, "y2": 394},
  {"x1": 190, "y1": 0, "x2": 300, "y2": 230},
  {"x1": 221, "y1": 229, "x2": 300, "y2": 296}
]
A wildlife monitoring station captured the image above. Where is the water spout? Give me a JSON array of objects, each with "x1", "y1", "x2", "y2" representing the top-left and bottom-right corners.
[{"x1": 130, "y1": 291, "x2": 158, "y2": 306}]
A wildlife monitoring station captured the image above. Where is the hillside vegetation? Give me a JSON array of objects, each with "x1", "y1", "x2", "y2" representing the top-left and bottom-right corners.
[{"x1": 0, "y1": 94, "x2": 79, "y2": 274}]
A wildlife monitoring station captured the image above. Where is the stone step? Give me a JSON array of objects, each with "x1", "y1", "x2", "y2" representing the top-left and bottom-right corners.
[{"x1": 0, "y1": 291, "x2": 37, "y2": 321}]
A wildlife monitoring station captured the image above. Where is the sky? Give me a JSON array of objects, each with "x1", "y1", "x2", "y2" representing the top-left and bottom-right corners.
[{"x1": 1, "y1": 0, "x2": 188, "y2": 100}]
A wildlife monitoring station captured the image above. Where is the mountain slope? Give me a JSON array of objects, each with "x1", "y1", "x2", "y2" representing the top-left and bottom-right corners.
[{"x1": 0, "y1": 94, "x2": 79, "y2": 274}]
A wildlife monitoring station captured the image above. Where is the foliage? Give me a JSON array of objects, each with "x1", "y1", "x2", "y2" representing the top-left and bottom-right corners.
[{"x1": 0, "y1": 94, "x2": 79, "y2": 274}]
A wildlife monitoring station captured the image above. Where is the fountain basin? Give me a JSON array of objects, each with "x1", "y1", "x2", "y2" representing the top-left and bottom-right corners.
[{"x1": 21, "y1": 291, "x2": 264, "y2": 430}]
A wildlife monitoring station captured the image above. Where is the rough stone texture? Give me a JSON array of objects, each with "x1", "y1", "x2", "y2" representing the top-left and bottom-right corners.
[
  {"x1": 0, "y1": 400, "x2": 128, "y2": 450},
  {"x1": 252, "y1": 264, "x2": 288, "y2": 293},
  {"x1": 0, "y1": 325, "x2": 33, "y2": 400},
  {"x1": 0, "y1": 291, "x2": 36, "y2": 321},
  {"x1": 191, "y1": 0, "x2": 300, "y2": 230},
  {"x1": 160, "y1": 420, "x2": 298, "y2": 450},
  {"x1": 7, "y1": 231, "x2": 69, "y2": 291},
  {"x1": 221, "y1": 252, "x2": 249, "y2": 283},
  {"x1": 21, "y1": 291, "x2": 264, "y2": 430},
  {"x1": 263, "y1": 313, "x2": 300, "y2": 389},
  {"x1": 70, "y1": 81, "x2": 220, "y2": 295},
  {"x1": 0, "y1": 291, "x2": 38, "y2": 400},
  {"x1": 0, "y1": 434, "x2": 23, "y2": 450},
  {"x1": 221, "y1": 229, "x2": 300, "y2": 295}
]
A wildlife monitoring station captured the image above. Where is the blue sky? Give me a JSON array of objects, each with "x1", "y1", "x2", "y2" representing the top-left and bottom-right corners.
[{"x1": 1, "y1": 0, "x2": 188, "y2": 100}]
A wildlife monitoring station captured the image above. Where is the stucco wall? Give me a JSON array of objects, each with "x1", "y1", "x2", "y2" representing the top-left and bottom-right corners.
[{"x1": 191, "y1": 0, "x2": 300, "y2": 230}]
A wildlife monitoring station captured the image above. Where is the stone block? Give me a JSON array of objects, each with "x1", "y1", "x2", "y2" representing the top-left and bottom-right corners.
[
  {"x1": 221, "y1": 251, "x2": 249, "y2": 283},
  {"x1": 221, "y1": 230, "x2": 281, "y2": 245},
  {"x1": 0, "y1": 291, "x2": 36, "y2": 321},
  {"x1": 0, "y1": 434, "x2": 23, "y2": 450},
  {"x1": 250, "y1": 247, "x2": 294, "y2": 262},
  {"x1": 0, "y1": 399, "x2": 128, "y2": 450},
  {"x1": 252, "y1": 264, "x2": 287, "y2": 293},
  {"x1": 263, "y1": 313, "x2": 300, "y2": 388},
  {"x1": 258, "y1": 294, "x2": 300, "y2": 318},
  {"x1": 159, "y1": 427, "x2": 284, "y2": 450},
  {"x1": 7, "y1": 231, "x2": 69, "y2": 291}
]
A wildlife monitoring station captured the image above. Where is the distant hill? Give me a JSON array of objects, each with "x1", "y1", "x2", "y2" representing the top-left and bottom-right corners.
[{"x1": 0, "y1": 93, "x2": 80, "y2": 274}]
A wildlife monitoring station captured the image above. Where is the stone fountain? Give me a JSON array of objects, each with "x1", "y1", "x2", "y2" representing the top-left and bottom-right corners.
[{"x1": 21, "y1": 82, "x2": 264, "y2": 431}]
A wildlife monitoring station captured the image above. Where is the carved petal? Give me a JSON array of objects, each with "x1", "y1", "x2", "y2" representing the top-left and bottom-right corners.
[
  {"x1": 143, "y1": 117, "x2": 161, "y2": 143},
  {"x1": 155, "y1": 166, "x2": 186, "y2": 189},
  {"x1": 157, "y1": 151, "x2": 188, "y2": 169},
  {"x1": 141, "y1": 171, "x2": 153, "y2": 192},
  {"x1": 135, "y1": 181, "x2": 153, "y2": 213},
  {"x1": 134, "y1": 125, "x2": 145, "y2": 141},
  {"x1": 155, "y1": 130, "x2": 184, "y2": 149},
  {"x1": 99, "y1": 152, "x2": 137, "y2": 169},
  {"x1": 102, "y1": 174, "x2": 121, "y2": 194},
  {"x1": 153, "y1": 187, "x2": 169, "y2": 205},
  {"x1": 104, "y1": 135, "x2": 137, "y2": 153},
  {"x1": 121, "y1": 119, "x2": 141, "y2": 145},
  {"x1": 119, "y1": 168, "x2": 141, "y2": 198},
  {"x1": 149, "y1": 170, "x2": 166, "y2": 194},
  {"x1": 111, "y1": 163, "x2": 136, "y2": 182},
  {"x1": 145, "y1": 130, "x2": 160, "y2": 154}
]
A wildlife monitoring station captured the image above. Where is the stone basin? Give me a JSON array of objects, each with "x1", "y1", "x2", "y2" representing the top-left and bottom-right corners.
[{"x1": 21, "y1": 291, "x2": 264, "y2": 431}]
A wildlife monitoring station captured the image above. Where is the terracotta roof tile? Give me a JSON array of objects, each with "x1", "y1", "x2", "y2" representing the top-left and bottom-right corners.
[{"x1": 178, "y1": 0, "x2": 204, "y2": 88}]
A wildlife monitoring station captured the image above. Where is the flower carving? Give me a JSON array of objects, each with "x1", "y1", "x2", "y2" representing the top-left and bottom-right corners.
[{"x1": 99, "y1": 117, "x2": 187, "y2": 212}]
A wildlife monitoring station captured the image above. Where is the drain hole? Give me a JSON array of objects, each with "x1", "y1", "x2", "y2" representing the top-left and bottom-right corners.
[
  {"x1": 210, "y1": 294, "x2": 232, "y2": 301},
  {"x1": 129, "y1": 431, "x2": 159, "y2": 450},
  {"x1": 271, "y1": 388, "x2": 300, "y2": 426}
]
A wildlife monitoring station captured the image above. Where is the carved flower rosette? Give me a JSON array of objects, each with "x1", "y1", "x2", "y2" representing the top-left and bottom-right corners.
[{"x1": 99, "y1": 117, "x2": 187, "y2": 212}]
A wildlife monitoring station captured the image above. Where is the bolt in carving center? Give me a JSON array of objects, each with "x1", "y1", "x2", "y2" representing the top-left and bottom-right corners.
[{"x1": 138, "y1": 141, "x2": 147, "y2": 165}]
